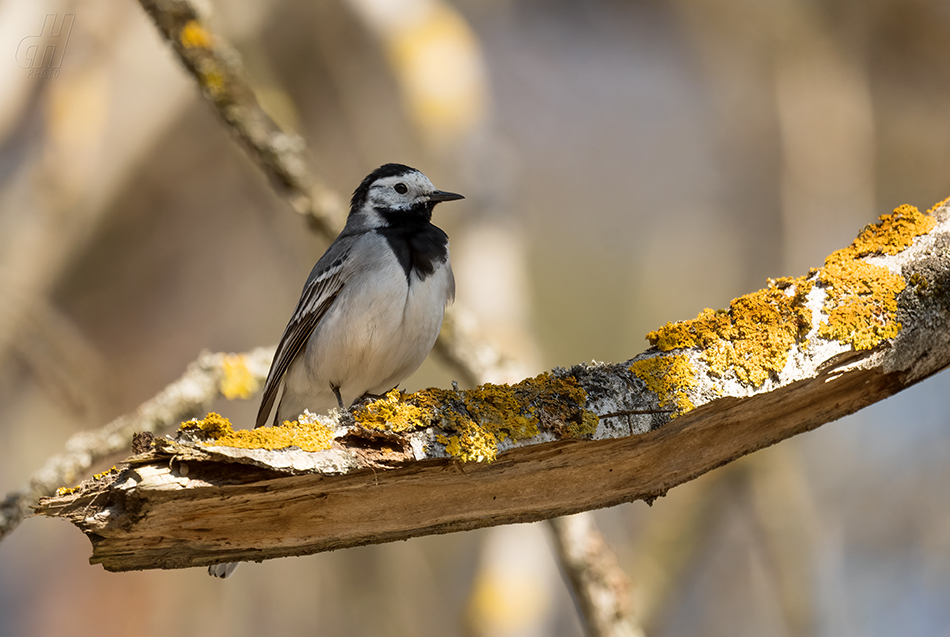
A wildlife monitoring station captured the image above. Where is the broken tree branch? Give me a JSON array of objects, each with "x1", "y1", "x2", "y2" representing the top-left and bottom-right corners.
[
  {"x1": 35, "y1": 203, "x2": 950, "y2": 572},
  {"x1": 0, "y1": 347, "x2": 273, "y2": 540}
]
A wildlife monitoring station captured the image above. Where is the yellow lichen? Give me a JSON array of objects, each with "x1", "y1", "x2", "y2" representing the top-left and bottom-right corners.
[
  {"x1": 816, "y1": 251, "x2": 904, "y2": 349},
  {"x1": 927, "y1": 196, "x2": 950, "y2": 214},
  {"x1": 646, "y1": 278, "x2": 812, "y2": 386},
  {"x1": 356, "y1": 373, "x2": 598, "y2": 463},
  {"x1": 188, "y1": 411, "x2": 233, "y2": 438},
  {"x1": 181, "y1": 412, "x2": 335, "y2": 452},
  {"x1": 56, "y1": 466, "x2": 119, "y2": 497},
  {"x1": 817, "y1": 204, "x2": 935, "y2": 350},
  {"x1": 558, "y1": 406, "x2": 601, "y2": 439},
  {"x1": 200, "y1": 66, "x2": 226, "y2": 99},
  {"x1": 851, "y1": 204, "x2": 936, "y2": 257},
  {"x1": 629, "y1": 354, "x2": 697, "y2": 416},
  {"x1": 643, "y1": 201, "x2": 942, "y2": 380},
  {"x1": 91, "y1": 466, "x2": 119, "y2": 481},
  {"x1": 180, "y1": 20, "x2": 213, "y2": 49},
  {"x1": 220, "y1": 354, "x2": 259, "y2": 400},
  {"x1": 354, "y1": 389, "x2": 429, "y2": 432},
  {"x1": 908, "y1": 271, "x2": 928, "y2": 292},
  {"x1": 461, "y1": 383, "x2": 540, "y2": 442},
  {"x1": 437, "y1": 422, "x2": 499, "y2": 463}
]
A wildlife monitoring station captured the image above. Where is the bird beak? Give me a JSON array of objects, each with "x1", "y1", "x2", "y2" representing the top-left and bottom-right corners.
[{"x1": 428, "y1": 190, "x2": 464, "y2": 202}]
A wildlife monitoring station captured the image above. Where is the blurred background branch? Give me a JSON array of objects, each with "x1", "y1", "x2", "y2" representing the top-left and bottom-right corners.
[
  {"x1": 549, "y1": 513, "x2": 645, "y2": 637},
  {"x1": 137, "y1": 0, "x2": 345, "y2": 237}
]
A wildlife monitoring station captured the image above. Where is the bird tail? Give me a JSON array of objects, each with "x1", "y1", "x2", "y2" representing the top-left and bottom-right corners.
[{"x1": 208, "y1": 562, "x2": 240, "y2": 579}]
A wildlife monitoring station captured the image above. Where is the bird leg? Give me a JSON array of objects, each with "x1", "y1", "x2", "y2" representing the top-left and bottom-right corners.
[{"x1": 331, "y1": 384, "x2": 345, "y2": 410}]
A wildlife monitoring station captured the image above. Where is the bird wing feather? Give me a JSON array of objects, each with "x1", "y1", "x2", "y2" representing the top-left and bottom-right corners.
[{"x1": 255, "y1": 250, "x2": 349, "y2": 428}]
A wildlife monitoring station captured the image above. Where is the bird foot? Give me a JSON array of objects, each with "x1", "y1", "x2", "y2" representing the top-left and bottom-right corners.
[{"x1": 348, "y1": 390, "x2": 392, "y2": 411}]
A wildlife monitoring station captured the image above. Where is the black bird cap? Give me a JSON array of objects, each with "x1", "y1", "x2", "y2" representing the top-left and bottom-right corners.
[{"x1": 350, "y1": 163, "x2": 418, "y2": 213}]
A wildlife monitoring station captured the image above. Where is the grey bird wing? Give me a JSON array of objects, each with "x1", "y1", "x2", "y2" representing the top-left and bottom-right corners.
[{"x1": 254, "y1": 242, "x2": 351, "y2": 428}]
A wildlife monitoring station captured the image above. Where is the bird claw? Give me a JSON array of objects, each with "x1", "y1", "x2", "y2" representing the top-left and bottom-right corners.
[{"x1": 348, "y1": 390, "x2": 392, "y2": 411}]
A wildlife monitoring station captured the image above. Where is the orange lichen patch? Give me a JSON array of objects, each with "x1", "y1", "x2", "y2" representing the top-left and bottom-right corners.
[
  {"x1": 926, "y1": 196, "x2": 950, "y2": 215},
  {"x1": 181, "y1": 412, "x2": 334, "y2": 452},
  {"x1": 354, "y1": 389, "x2": 429, "y2": 432},
  {"x1": 629, "y1": 354, "x2": 697, "y2": 416},
  {"x1": 817, "y1": 204, "x2": 935, "y2": 350},
  {"x1": 186, "y1": 411, "x2": 233, "y2": 438},
  {"x1": 356, "y1": 373, "x2": 598, "y2": 463},
  {"x1": 220, "y1": 354, "x2": 259, "y2": 400},
  {"x1": 437, "y1": 421, "x2": 500, "y2": 464},
  {"x1": 644, "y1": 201, "x2": 941, "y2": 380},
  {"x1": 180, "y1": 20, "x2": 213, "y2": 49},
  {"x1": 850, "y1": 204, "x2": 936, "y2": 257},
  {"x1": 816, "y1": 252, "x2": 905, "y2": 349},
  {"x1": 646, "y1": 278, "x2": 813, "y2": 386},
  {"x1": 91, "y1": 466, "x2": 119, "y2": 481}
]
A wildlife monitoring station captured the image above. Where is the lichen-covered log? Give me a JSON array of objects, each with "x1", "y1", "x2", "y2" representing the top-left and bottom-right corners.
[{"x1": 36, "y1": 201, "x2": 950, "y2": 572}]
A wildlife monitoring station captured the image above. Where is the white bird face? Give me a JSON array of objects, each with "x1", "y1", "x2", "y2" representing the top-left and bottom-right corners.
[
  {"x1": 367, "y1": 171, "x2": 442, "y2": 211},
  {"x1": 348, "y1": 164, "x2": 463, "y2": 228}
]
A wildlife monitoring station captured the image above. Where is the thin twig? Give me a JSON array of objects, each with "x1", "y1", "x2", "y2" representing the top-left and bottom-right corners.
[{"x1": 136, "y1": 0, "x2": 345, "y2": 236}]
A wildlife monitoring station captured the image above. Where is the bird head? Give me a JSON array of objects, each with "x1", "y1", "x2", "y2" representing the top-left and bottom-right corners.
[{"x1": 349, "y1": 163, "x2": 463, "y2": 226}]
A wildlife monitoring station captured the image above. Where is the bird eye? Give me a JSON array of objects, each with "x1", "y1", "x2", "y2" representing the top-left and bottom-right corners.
[{"x1": 393, "y1": 183, "x2": 408, "y2": 195}]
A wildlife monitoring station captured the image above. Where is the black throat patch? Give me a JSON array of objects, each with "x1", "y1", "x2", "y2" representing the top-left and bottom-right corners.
[{"x1": 376, "y1": 209, "x2": 449, "y2": 282}]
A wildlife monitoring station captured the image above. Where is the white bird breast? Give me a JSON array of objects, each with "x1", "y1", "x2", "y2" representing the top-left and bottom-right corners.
[{"x1": 280, "y1": 242, "x2": 453, "y2": 418}]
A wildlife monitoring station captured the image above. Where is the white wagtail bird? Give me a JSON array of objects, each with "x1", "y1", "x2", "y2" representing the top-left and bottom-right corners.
[{"x1": 208, "y1": 164, "x2": 461, "y2": 578}]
